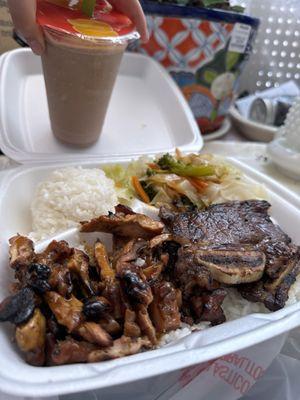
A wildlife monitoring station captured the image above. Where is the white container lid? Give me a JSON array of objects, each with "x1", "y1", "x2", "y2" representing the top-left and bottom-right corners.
[{"x1": 0, "y1": 49, "x2": 202, "y2": 164}]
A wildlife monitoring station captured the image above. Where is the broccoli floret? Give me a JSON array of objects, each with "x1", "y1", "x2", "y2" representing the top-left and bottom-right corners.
[
  {"x1": 156, "y1": 153, "x2": 215, "y2": 177},
  {"x1": 140, "y1": 181, "x2": 157, "y2": 201}
]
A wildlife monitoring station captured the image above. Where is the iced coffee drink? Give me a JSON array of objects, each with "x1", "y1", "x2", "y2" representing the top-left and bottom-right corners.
[
  {"x1": 42, "y1": 31, "x2": 126, "y2": 146},
  {"x1": 37, "y1": 1, "x2": 138, "y2": 146}
]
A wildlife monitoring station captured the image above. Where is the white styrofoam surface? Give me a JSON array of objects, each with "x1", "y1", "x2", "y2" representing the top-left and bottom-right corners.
[
  {"x1": 0, "y1": 158, "x2": 300, "y2": 397},
  {"x1": 0, "y1": 49, "x2": 202, "y2": 163}
]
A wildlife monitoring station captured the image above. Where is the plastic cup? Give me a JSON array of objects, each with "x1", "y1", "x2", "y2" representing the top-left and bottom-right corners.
[{"x1": 41, "y1": 28, "x2": 127, "y2": 146}]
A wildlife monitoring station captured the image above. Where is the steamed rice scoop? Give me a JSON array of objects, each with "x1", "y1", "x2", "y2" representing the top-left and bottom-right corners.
[{"x1": 30, "y1": 167, "x2": 118, "y2": 241}]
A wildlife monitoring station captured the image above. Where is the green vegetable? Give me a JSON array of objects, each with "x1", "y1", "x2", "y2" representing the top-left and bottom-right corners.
[
  {"x1": 103, "y1": 157, "x2": 150, "y2": 202},
  {"x1": 81, "y1": 0, "x2": 96, "y2": 17},
  {"x1": 140, "y1": 181, "x2": 157, "y2": 201},
  {"x1": 156, "y1": 153, "x2": 215, "y2": 177}
]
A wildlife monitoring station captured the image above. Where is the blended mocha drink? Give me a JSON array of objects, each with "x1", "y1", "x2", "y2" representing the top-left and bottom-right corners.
[
  {"x1": 42, "y1": 31, "x2": 126, "y2": 146},
  {"x1": 37, "y1": 0, "x2": 138, "y2": 146}
]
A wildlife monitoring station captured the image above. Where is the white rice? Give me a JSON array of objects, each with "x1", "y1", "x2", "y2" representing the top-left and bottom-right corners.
[
  {"x1": 159, "y1": 322, "x2": 210, "y2": 347},
  {"x1": 30, "y1": 167, "x2": 118, "y2": 241}
]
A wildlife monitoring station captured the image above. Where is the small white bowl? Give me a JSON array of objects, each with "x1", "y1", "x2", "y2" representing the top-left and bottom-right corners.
[{"x1": 229, "y1": 106, "x2": 278, "y2": 142}]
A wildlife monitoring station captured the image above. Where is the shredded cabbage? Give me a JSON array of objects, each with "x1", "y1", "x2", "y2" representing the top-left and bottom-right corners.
[{"x1": 102, "y1": 153, "x2": 267, "y2": 208}]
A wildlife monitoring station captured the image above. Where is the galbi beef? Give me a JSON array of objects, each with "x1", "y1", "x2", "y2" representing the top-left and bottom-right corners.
[{"x1": 160, "y1": 200, "x2": 300, "y2": 311}]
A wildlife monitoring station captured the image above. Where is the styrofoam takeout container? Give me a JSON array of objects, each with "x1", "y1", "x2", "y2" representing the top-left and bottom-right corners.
[
  {"x1": 0, "y1": 159, "x2": 300, "y2": 398},
  {"x1": 0, "y1": 49, "x2": 300, "y2": 398},
  {"x1": 0, "y1": 49, "x2": 202, "y2": 163}
]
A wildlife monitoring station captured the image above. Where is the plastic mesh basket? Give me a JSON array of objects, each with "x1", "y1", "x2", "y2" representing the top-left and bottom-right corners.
[{"x1": 237, "y1": 0, "x2": 300, "y2": 93}]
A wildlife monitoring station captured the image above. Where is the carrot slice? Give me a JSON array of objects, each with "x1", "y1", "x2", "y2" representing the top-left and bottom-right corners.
[
  {"x1": 188, "y1": 177, "x2": 209, "y2": 192},
  {"x1": 148, "y1": 163, "x2": 160, "y2": 170},
  {"x1": 131, "y1": 176, "x2": 150, "y2": 204}
]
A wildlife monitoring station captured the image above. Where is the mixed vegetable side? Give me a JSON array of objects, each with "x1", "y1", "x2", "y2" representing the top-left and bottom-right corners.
[{"x1": 104, "y1": 151, "x2": 231, "y2": 210}]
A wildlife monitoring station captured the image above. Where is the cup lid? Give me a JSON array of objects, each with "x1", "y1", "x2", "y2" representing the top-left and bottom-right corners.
[{"x1": 37, "y1": 0, "x2": 139, "y2": 43}]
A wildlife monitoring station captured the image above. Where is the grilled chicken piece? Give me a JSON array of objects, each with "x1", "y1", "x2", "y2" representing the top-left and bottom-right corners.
[
  {"x1": 114, "y1": 239, "x2": 153, "y2": 306},
  {"x1": 77, "y1": 322, "x2": 112, "y2": 347},
  {"x1": 46, "y1": 314, "x2": 67, "y2": 339},
  {"x1": 15, "y1": 308, "x2": 46, "y2": 366},
  {"x1": 189, "y1": 245, "x2": 266, "y2": 285},
  {"x1": 94, "y1": 241, "x2": 115, "y2": 281},
  {"x1": 115, "y1": 204, "x2": 136, "y2": 215},
  {"x1": 149, "y1": 234, "x2": 174, "y2": 249},
  {"x1": 33, "y1": 241, "x2": 73, "y2": 297},
  {"x1": 121, "y1": 270, "x2": 153, "y2": 306},
  {"x1": 142, "y1": 263, "x2": 164, "y2": 283},
  {"x1": 94, "y1": 241, "x2": 124, "y2": 320},
  {"x1": 150, "y1": 235, "x2": 181, "y2": 277},
  {"x1": 124, "y1": 309, "x2": 141, "y2": 338},
  {"x1": 44, "y1": 292, "x2": 83, "y2": 332},
  {"x1": 48, "y1": 264, "x2": 73, "y2": 298},
  {"x1": 149, "y1": 281, "x2": 181, "y2": 333},
  {"x1": 136, "y1": 305, "x2": 157, "y2": 345},
  {"x1": 52, "y1": 335, "x2": 152, "y2": 365},
  {"x1": 88, "y1": 336, "x2": 152, "y2": 363},
  {"x1": 99, "y1": 316, "x2": 121, "y2": 336},
  {"x1": 113, "y1": 235, "x2": 131, "y2": 253},
  {"x1": 102, "y1": 281, "x2": 124, "y2": 320},
  {"x1": 45, "y1": 292, "x2": 113, "y2": 345},
  {"x1": 82, "y1": 296, "x2": 115, "y2": 331},
  {"x1": 114, "y1": 239, "x2": 148, "y2": 274},
  {"x1": 67, "y1": 249, "x2": 93, "y2": 295},
  {"x1": 83, "y1": 296, "x2": 111, "y2": 320},
  {"x1": 35, "y1": 240, "x2": 72, "y2": 265},
  {"x1": 81, "y1": 206, "x2": 164, "y2": 240},
  {"x1": 9, "y1": 235, "x2": 34, "y2": 269},
  {"x1": 49, "y1": 337, "x2": 98, "y2": 365}
]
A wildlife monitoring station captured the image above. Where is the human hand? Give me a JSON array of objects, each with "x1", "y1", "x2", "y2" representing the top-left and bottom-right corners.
[
  {"x1": 109, "y1": 0, "x2": 149, "y2": 42},
  {"x1": 7, "y1": 0, "x2": 45, "y2": 55},
  {"x1": 7, "y1": 0, "x2": 148, "y2": 56}
]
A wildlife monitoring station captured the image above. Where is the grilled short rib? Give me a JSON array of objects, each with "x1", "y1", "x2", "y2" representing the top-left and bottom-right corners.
[{"x1": 160, "y1": 200, "x2": 300, "y2": 311}]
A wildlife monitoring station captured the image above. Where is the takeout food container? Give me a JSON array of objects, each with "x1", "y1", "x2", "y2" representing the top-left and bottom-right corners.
[
  {"x1": 0, "y1": 49, "x2": 202, "y2": 163},
  {"x1": 0, "y1": 49, "x2": 300, "y2": 398},
  {"x1": 0, "y1": 159, "x2": 300, "y2": 398}
]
